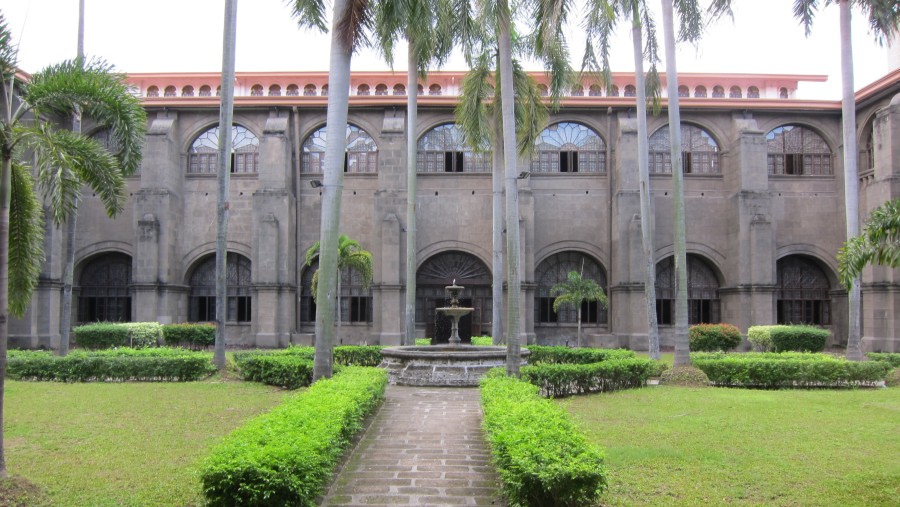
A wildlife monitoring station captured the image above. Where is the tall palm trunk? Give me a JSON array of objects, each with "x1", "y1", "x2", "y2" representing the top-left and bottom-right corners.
[
  {"x1": 404, "y1": 41, "x2": 418, "y2": 346},
  {"x1": 661, "y1": 0, "x2": 687, "y2": 365},
  {"x1": 59, "y1": 0, "x2": 86, "y2": 356},
  {"x1": 492, "y1": 115, "x2": 504, "y2": 345},
  {"x1": 632, "y1": 5, "x2": 659, "y2": 358},
  {"x1": 314, "y1": 0, "x2": 353, "y2": 380},
  {"x1": 0, "y1": 147, "x2": 11, "y2": 478},
  {"x1": 839, "y1": 0, "x2": 862, "y2": 360},
  {"x1": 214, "y1": 0, "x2": 238, "y2": 370}
]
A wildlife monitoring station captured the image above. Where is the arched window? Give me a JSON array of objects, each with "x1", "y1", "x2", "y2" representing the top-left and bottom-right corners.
[
  {"x1": 729, "y1": 86, "x2": 742, "y2": 98},
  {"x1": 199, "y1": 85, "x2": 211, "y2": 97},
  {"x1": 779, "y1": 87, "x2": 789, "y2": 99},
  {"x1": 146, "y1": 85, "x2": 159, "y2": 97},
  {"x1": 428, "y1": 84, "x2": 442, "y2": 96},
  {"x1": 656, "y1": 255, "x2": 720, "y2": 325},
  {"x1": 321, "y1": 84, "x2": 329, "y2": 96},
  {"x1": 393, "y1": 84, "x2": 406, "y2": 95},
  {"x1": 624, "y1": 85, "x2": 636, "y2": 97},
  {"x1": 608, "y1": 85, "x2": 619, "y2": 97},
  {"x1": 694, "y1": 86, "x2": 707, "y2": 98},
  {"x1": 301, "y1": 124, "x2": 379, "y2": 174},
  {"x1": 863, "y1": 124, "x2": 875, "y2": 171},
  {"x1": 182, "y1": 85, "x2": 194, "y2": 97},
  {"x1": 357, "y1": 84, "x2": 370, "y2": 96},
  {"x1": 303, "y1": 84, "x2": 317, "y2": 96},
  {"x1": 250, "y1": 84, "x2": 263, "y2": 96},
  {"x1": 538, "y1": 84, "x2": 549, "y2": 97},
  {"x1": 189, "y1": 253, "x2": 252, "y2": 323},
  {"x1": 417, "y1": 84, "x2": 424, "y2": 95},
  {"x1": 268, "y1": 84, "x2": 281, "y2": 96},
  {"x1": 417, "y1": 123, "x2": 491, "y2": 173},
  {"x1": 287, "y1": 84, "x2": 300, "y2": 96},
  {"x1": 677, "y1": 85, "x2": 689, "y2": 98},
  {"x1": 766, "y1": 125, "x2": 832, "y2": 176},
  {"x1": 531, "y1": 122, "x2": 606, "y2": 174},
  {"x1": 416, "y1": 251, "x2": 492, "y2": 339},
  {"x1": 535, "y1": 252, "x2": 608, "y2": 325},
  {"x1": 777, "y1": 256, "x2": 831, "y2": 325},
  {"x1": 571, "y1": 84, "x2": 584, "y2": 97},
  {"x1": 588, "y1": 84, "x2": 602, "y2": 97},
  {"x1": 299, "y1": 260, "x2": 373, "y2": 324},
  {"x1": 747, "y1": 86, "x2": 760, "y2": 98},
  {"x1": 188, "y1": 125, "x2": 259, "y2": 174},
  {"x1": 649, "y1": 124, "x2": 720, "y2": 174},
  {"x1": 712, "y1": 85, "x2": 725, "y2": 98},
  {"x1": 375, "y1": 83, "x2": 388, "y2": 95},
  {"x1": 164, "y1": 85, "x2": 177, "y2": 97},
  {"x1": 77, "y1": 253, "x2": 132, "y2": 323}
]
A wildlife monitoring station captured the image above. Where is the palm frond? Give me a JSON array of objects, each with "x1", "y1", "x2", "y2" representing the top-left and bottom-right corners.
[
  {"x1": 291, "y1": 0, "x2": 331, "y2": 33},
  {"x1": 337, "y1": 0, "x2": 374, "y2": 52},
  {"x1": 0, "y1": 12, "x2": 17, "y2": 83},
  {"x1": 456, "y1": 54, "x2": 494, "y2": 153},
  {"x1": 858, "y1": 0, "x2": 900, "y2": 46},
  {"x1": 839, "y1": 198, "x2": 900, "y2": 289},
  {"x1": 8, "y1": 160, "x2": 45, "y2": 317},
  {"x1": 512, "y1": 65, "x2": 549, "y2": 158},
  {"x1": 673, "y1": 0, "x2": 704, "y2": 43},
  {"x1": 792, "y1": 0, "x2": 819, "y2": 37}
]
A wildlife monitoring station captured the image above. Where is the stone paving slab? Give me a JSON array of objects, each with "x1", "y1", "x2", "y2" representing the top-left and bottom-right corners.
[{"x1": 320, "y1": 386, "x2": 504, "y2": 506}]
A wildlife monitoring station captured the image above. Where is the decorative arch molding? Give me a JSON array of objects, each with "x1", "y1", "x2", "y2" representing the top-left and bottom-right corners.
[
  {"x1": 180, "y1": 119, "x2": 262, "y2": 154},
  {"x1": 544, "y1": 115, "x2": 608, "y2": 140},
  {"x1": 757, "y1": 118, "x2": 840, "y2": 154},
  {"x1": 653, "y1": 242, "x2": 727, "y2": 284},
  {"x1": 416, "y1": 241, "x2": 491, "y2": 272},
  {"x1": 182, "y1": 241, "x2": 253, "y2": 284},
  {"x1": 647, "y1": 119, "x2": 726, "y2": 152},
  {"x1": 75, "y1": 241, "x2": 133, "y2": 267},
  {"x1": 298, "y1": 118, "x2": 382, "y2": 150},
  {"x1": 775, "y1": 244, "x2": 841, "y2": 288},
  {"x1": 534, "y1": 241, "x2": 609, "y2": 273}
]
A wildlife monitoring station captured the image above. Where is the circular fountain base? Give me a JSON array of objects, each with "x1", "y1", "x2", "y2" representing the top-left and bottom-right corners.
[{"x1": 380, "y1": 345, "x2": 530, "y2": 387}]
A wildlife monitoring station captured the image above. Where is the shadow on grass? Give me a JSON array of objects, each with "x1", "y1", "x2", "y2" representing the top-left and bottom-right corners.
[{"x1": 0, "y1": 477, "x2": 51, "y2": 507}]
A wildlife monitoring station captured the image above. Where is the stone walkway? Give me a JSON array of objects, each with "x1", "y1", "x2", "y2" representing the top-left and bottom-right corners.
[{"x1": 320, "y1": 386, "x2": 504, "y2": 506}]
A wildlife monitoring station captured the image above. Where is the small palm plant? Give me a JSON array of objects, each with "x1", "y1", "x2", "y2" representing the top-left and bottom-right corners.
[
  {"x1": 550, "y1": 270, "x2": 609, "y2": 348},
  {"x1": 305, "y1": 234, "x2": 373, "y2": 338}
]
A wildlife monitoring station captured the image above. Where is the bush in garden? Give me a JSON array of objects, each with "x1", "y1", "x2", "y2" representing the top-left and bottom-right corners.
[
  {"x1": 689, "y1": 323, "x2": 742, "y2": 352},
  {"x1": 162, "y1": 323, "x2": 215, "y2": 348},
  {"x1": 867, "y1": 352, "x2": 900, "y2": 368},
  {"x1": 237, "y1": 354, "x2": 316, "y2": 389},
  {"x1": 7, "y1": 348, "x2": 215, "y2": 382},
  {"x1": 769, "y1": 325, "x2": 830, "y2": 352},
  {"x1": 72, "y1": 322, "x2": 162, "y2": 349},
  {"x1": 691, "y1": 352, "x2": 890, "y2": 388},
  {"x1": 747, "y1": 325, "x2": 780, "y2": 352},
  {"x1": 885, "y1": 368, "x2": 900, "y2": 388},
  {"x1": 520, "y1": 359, "x2": 657, "y2": 397},
  {"x1": 525, "y1": 346, "x2": 636, "y2": 365},
  {"x1": 659, "y1": 366, "x2": 710, "y2": 387}
]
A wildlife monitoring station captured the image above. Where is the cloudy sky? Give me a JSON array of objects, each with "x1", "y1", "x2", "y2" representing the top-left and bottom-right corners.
[{"x1": 2, "y1": 0, "x2": 896, "y2": 99}]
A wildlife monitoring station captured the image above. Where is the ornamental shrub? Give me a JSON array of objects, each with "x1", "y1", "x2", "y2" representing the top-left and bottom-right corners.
[
  {"x1": 73, "y1": 322, "x2": 162, "y2": 349},
  {"x1": 7, "y1": 348, "x2": 215, "y2": 382},
  {"x1": 520, "y1": 359, "x2": 656, "y2": 397},
  {"x1": 200, "y1": 367, "x2": 387, "y2": 506},
  {"x1": 480, "y1": 374, "x2": 607, "y2": 507},
  {"x1": 471, "y1": 336, "x2": 493, "y2": 346},
  {"x1": 769, "y1": 325, "x2": 830, "y2": 352},
  {"x1": 162, "y1": 323, "x2": 215, "y2": 348},
  {"x1": 691, "y1": 353, "x2": 890, "y2": 388},
  {"x1": 885, "y1": 368, "x2": 900, "y2": 388},
  {"x1": 748, "y1": 325, "x2": 779, "y2": 352},
  {"x1": 659, "y1": 366, "x2": 710, "y2": 387},
  {"x1": 237, "y1": 354, "x2": 315, "y2": 389},
  {"x1": 867, "y1": 352, "x2": 900, "y2": 368},
  {"x1": 689, "y1": 323, "x2": 742, "y2": 352},
  {"x1": 525, "y1": 346, "x2": 636, "y2": 365}
]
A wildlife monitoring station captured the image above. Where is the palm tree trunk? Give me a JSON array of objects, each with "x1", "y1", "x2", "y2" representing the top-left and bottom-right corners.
[
  {"x1": 632, "y1": 6, "x2": 660, "y2": 360},
  {"x1": 314, "y1": 0, "x2": 353, "y2": 380},
  {"x1": 492, "y1": 114, "x2": 504, "y2": 345},
  {"x1": 0, "y1": 149, "x2": 11, "y2": 478},
  {"x1": 214, "y1": 0, "x2": 238, "y2": 371},
  {"x1": 336, "y1": 272, "x2": 342, "y2": 341},
  {"x1": 839, "y1": 0, "x2": 862, "y2": 361},
  {"x1": 404, "y1": 41, "x2": 418, "y2": 346},
  {"x1": 661, "y1": 0, "x2": 688, "y2": 365},
  {"x1": 576, "y1": 306, "x2": 582, "y2": 348}
]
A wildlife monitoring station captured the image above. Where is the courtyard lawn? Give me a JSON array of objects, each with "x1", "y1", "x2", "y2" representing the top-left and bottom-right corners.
[
  {"x1": 3, "y1": 379, "x2": 287, "y2": 507},
  {"x1": 562, "y1": 386, "x2": 900, "y2": 507}
]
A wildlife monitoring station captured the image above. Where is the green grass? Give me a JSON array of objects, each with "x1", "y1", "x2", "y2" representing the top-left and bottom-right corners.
[
  {"x1": 4, "y1": 379, "x2": 287, "y2": 506},
  {"x1": 561, "y1": 386, "x2": 900, "y2": 506}
]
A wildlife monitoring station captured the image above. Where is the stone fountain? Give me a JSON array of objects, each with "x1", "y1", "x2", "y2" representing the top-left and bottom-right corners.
[{"x1": 380, "y1": 281, "x2": 530, "y2": 386}]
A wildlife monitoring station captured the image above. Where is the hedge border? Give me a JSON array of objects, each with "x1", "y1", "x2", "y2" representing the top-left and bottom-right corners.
[
  {"x1": 7, "y1": 348, "x2": 215, "y2": 382},
  {"x1": 520, "y1": 358, "x2": 656, "y2": 398},
  {"x1": 691, "y1": 353, "x2": 890, "y2": 388}
]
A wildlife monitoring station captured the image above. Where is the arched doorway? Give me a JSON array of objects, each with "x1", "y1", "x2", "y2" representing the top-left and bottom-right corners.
[
  {"x1": 776, "y1": 255, "x2": 832, "y2": 325},
  {"x1": 416, "y1": 251, "x2": 492, "y2": 343}
]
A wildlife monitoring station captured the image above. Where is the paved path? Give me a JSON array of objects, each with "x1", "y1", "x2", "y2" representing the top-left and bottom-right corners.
[{"x1": 320, "y1": 386, "x2": 504, "y2": 506}]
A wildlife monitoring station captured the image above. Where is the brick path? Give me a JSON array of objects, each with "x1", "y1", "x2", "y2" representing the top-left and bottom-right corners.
[{"x1": 320, "y1": 386, "x2": 504, "y2": 506}]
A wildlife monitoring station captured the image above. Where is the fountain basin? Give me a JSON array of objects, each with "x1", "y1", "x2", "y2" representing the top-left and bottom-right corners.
[{"x1": 380, "y1": 345, "x2": 530, "y2": 387}]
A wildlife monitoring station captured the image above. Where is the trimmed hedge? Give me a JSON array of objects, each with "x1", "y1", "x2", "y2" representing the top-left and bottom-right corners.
[
  {"x1": 199, "y1": 367, "x2": 387, "y2": 506},
  {"x1": 162, "y1": 323, "x2": 215, "y2": 348},
  {"x1": 691, "y1": 353, "x2": 891, "y2": 388},
  {"x1": 7, "y1": 348, "x2": 215, "y2": 382},
  {"x1": 73, "y1": 322, "x2": 162, "y2": 349},
  {"x1": 480, "y1": 373, "x2": 607, "y2": 507},
  {"x1": 525, "y1": 346, "x2": 636, "y2": 365},
  {"x1": 689, "y1": 323, "x2": 741, "y2": 352},
  {"x1": 747, "y1": 325, "x2": 830, "y2": 352},
  {"x1": 233, "y1": 346, "x2": 383, "y2": 389},
  {"x1": 520, "y1": 359, "x2": 656, "y2": 398},
  {"x1": 867, "y1": 352, "x2": 900, "y2": 368}
]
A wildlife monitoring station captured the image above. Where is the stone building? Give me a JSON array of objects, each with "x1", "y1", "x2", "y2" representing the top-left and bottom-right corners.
[{"x1": 11, "y1": 69, "x2": 900, "y2": 352}]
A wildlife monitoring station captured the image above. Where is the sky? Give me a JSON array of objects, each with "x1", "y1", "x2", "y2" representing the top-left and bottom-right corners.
[{"x1": 2, "y1": 0, "x2": 897, "y2": 100}]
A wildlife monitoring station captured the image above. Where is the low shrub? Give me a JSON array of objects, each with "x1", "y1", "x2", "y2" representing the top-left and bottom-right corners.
[
  {"x1": 520, "y1": 359, "x2": 656, "y2": 397},
  {"x1": 471, "y1": 336, "x2": 493, "y2": 346},
  {"x1": 691, "y1": 353, "x2": 891, "y2": 388},
  {"x1": 770, "y1": 325, "x2": 830, "y2": 352},
  {"x1": 747, "y1": 325, "x2": 778, "y2": 352},
  {"x1": 238, "y1": 354, "x2": 316, "y2": 389},
  {"x1": 200, "y1": 367, "x2": 387, "y2": 506},
  {"x1": 480, "y1": 374, "x2": 607, "y2": 507},
  {"x1": 7, "y1": 348, "x2": 215, "y2": 382},
  {"x1": 689, "y1": 323, "x2": 742, "y2": 352},
  {"x1": 334, "y1": 346, "x2": 383, "y2": 366},
  {"x1": 867, "y1": 352, "x2": 900, "y2": 368},
  {"x1": 659, "y1": 366, "x2": 710, "y2": 387},
  {"x1": 526, "y1": 346, "x2": 636, "y2": 365},
  {"x1": 415, "y1": 338, "x2": 431, "y2": 346},
  {"x1": 162, "y1": 323, "x2": 215, "y2": 348},
  {"x1": 886, "y1": 368, "x2": 900, "y2": 388},
  {"x1": 73, "y1": 322, "x2": 162, "y2": 349}
]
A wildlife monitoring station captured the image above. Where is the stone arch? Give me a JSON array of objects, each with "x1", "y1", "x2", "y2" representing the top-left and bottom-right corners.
[
  {"x1": 416, "y1": 123, "x2": 490, "y2": 173},
  {"x1": 775, "y1": 254, "x2": 834, "y2": 325},
  {"x1": 655, "y1": 253, "x2": 722, "y2": 324},
  {"x1": 75, "y1": 252, "x2": 133, "y2": 323},
  {"x1": 182, "y1": 241, "x2": 253, "y2": 283},
  {"x1": 765, "y1": 123, "x2": 834, "y2": 176},
  {"x1": 648, "y1": 122, "x2": 721, "y2": 174},
  {"x1": 416, "y1": 250, "x2": 492, "y2": 342},
  {"x1": 530, "y1": 121, "x2": 608, "y2": 174},
  {"x1": 299, "y1": 123, "x2": 379, "y2": 174},
  {"x1": 186, "y1": 252, "x2": 252, "y2": 323},
  {"x1": 186, "y1": 124, "x2": 260, "y2": 174},
  {"x1": 534, "y1": 251, "x2": 609, "y2": 326}
]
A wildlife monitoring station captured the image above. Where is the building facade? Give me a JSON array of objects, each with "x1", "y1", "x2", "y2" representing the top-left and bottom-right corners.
[{"x1": 11, "y1": 70, "x2": 900, "y2": 352}]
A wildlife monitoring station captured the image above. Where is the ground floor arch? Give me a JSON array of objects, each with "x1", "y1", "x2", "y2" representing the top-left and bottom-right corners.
[{"x1": 415, "y1": 251, "x2": 492, "y2": 342}]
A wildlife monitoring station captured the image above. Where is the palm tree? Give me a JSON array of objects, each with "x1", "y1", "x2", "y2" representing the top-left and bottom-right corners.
[
  {"x1": 291, "y1": 0, "x2": 372, "y2": 379},
  {"x1": 0, "y1": 13, "x2": 145, "y2": 477},
  {"x1": 305, "y1": 234, "x2": 374, "y2": 341},
  {"x1": 550, "y1": 269, "x2": 609, "y2": 347},
  {"x1": 793, "y1": 0, "x2": 899, "y2": 361},
  {"x1": 839, "y1": 199, "x2": 900, "y2": 290},
  {"x1": 373, "y1": 0, "x2": 454, "y2": 346},
  {"x1": 214, "y1": 0, "x2": 238, "y2": 370}
]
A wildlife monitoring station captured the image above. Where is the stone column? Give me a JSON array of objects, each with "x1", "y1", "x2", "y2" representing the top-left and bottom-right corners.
[{"x1": 11, "y1": 215, "x2": 62, "y2": 349}]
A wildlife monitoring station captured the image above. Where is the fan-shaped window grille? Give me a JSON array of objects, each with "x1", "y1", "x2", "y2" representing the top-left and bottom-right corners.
[
  {"x1": 77, "y1": 253, "x2": 132, "y2": 323},
  {"x1": 299, "y1": 260, "x2": 373, "y2": 324},
  {"x1": 189, "y1": 253, "x2": 252, "y2": 323},
  {"x1": 608, "y1": 85, "x2": 619, "y2": 97},
  {"x1": 188, "y1": 125, "x2": 259, "y2": 174},
  {"x1": 655, "y1": 255, "x2": 720, "y2": 324},
  {"x1": 694, "y1": 86, "x2": 707, "y2": 98},
  {"x1": 776, "y1": 256, "x2": 831, "y2": 325},
  {"x1": 535, "y1": 252, "x2": 608, "y2": 325},
  {"x1": 393, "y1": 84, "x2": 406, "y2": 95},
  {"x1": 531, "y1": 122, "x2": 606, "y2": 174},
  {"x1": 766, "y1": 125, "x2": 832, "y2": 176},
  {"x1": 321, "y1": 84, "x2": 329, "y2": 96},
  {"x1": 301, "y1": 124, "x2": 379, "y2": 174},
  {"x1": 649, "y1": 124, "x2": 720, "y2": 174},
  {"x1": 417, "y1": 124, "x2": 490, "y2": 173},
  {"x1": 415, "y1": 252, "x2": 492, "y2": 337},
  {"x1": 779, "y1": 87, "x2": 789, "y2": 99},
  {"x1": 417, "y1": 84, "x2": 424, "y2": 95}
]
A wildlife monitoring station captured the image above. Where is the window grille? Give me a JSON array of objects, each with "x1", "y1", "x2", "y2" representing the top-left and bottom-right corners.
[
  {"x1": 747, "y1": 86, "x2": 760, "y2": 98},
  {"x1": 535, "y1": 252, "x2": 608, "y2": 325},
  {"x1": 77, "y1": 253, "x2": 132, "y2": 323},
  {"x1": 189, "y1": 253, "x2": 252, "y2": 323},
  {"x1": 199, "y1": 85, "x2": 211, "y2": 97},
  {"x1": 649, "y1": 124, "x2": 720, "y2": 174},
  {"x1": 250, "y1": 84, "x2": 263, "y2": 96},
  {"x1": 766, "y1": 125, "x2": 832, "y2": 176},
  {"x1": 608, "y1": 85, "x2": 619, "y2": 97},
  {"x1": 416, "y1": 124, "x2": 491, "y2": 173},
  {"x1": 415, "y1": 252, "x2": 492, "y2": 336},
  {"x1": 393, "y1": 84, "x2": 406, "y2": 95},
  {"x1": 357, "y1": 84, "x2": 370, "y2": 96},
  {"x1": 182, "y1": 85, "x2": 194, "y2": 97},
  {"x1": 779, "y1": 87, "x2": 789, "y2": 99},
  {"x1": 729, "y1": 86, "x2": 742, "y2": 98},
  {"x1": 776, "y1": 256, "x2": 831, "y2": 325},
  {"x1": 287, "y1": 84, "x2": 300, "y2": 96},
  {"x1": 321, "y1": 84, "x2": 329, "y2": 96},
  {"x1": 301, "y1": 124, "x2": 378, "y2": 174},
  {"x1": 188, "y1": 125, "x2": 259, "y2": 174},
  {"x1": 712, "y1": 85, "x2": 724, "y2": 98},
  {"x1": 417, "y1": 84, "x2": 424, "y2": 95},
  {"x1": 164, "y1": 86, "x2": 176, "y2": 97},
  {"x1": 531, "y1": 122, "x2": 606, "y2": 174},
  {"x1": 538, "y1": 84, "x2": 549, "y2": 96},
  {"x1": 268, "y1": 84, "x2": 281, "y2": 96},
  {"x1": 300, "y1": 260, "x2": 374, "y2": 323},
  {"x1": 694, "y1": 86, "x2": 707, "y2": 98},
  {"x1": 146, "y1": 85, "x2": 159, "y2": 97},
  {"x1": 656, "y1": 255, "x2": 720, "y2": 325},
  {"x1": 375, "y1": 84, "x2": 388, "y2": 95},
  {"x1": 571, "y1": 85, "x2": 584, "y2": 96},
  {"x1": 302, "y1": 84, "x2": 316, "y2": 96}
]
